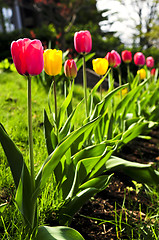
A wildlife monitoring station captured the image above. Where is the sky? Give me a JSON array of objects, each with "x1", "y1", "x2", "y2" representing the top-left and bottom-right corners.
[{"x1": 96, "y1": 0, "x2": 152, "y2": 45}]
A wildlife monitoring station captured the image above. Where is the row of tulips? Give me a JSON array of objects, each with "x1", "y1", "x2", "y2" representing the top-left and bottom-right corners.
[{"x1": 0, "y1": 30, "x2": 159, "y2": 239}]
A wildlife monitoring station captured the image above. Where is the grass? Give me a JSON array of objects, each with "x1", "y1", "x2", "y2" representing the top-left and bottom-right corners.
[{"x1": 0, "y1": 71, "x2": 159, "y2": 239}]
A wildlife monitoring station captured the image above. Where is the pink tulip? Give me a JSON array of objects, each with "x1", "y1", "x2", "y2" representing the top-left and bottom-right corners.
[
  {"x1": 151, "y1": 68, "x2": 156, "y2": 76},
  {"x1": 146, "y1": 56, "x2": 154, "y2": 68},
  {"x1": 134, "y1": 52, "x2": 145, "y2": 67},
  {"x1": 105, "y1": 52, "x2": 116, "y2": 67},
  {"x1": 11, "y1": 38, "x2": 44, "y2": 76},
  {"x1": 112, "y1": 50, "x2": 121, "y2": 68},
  {"x1": 64, "y1": 59, "x2": 77, "y2": 79},
  {"x1": 105, "y1": 50, "x2": 121, "y2": 68},
  {"x1": 121, "y1": 50, "x2": 132, "y2": 63},
  {"x1": 74, "y1": 30, "x2": 92, "y2": 54}
]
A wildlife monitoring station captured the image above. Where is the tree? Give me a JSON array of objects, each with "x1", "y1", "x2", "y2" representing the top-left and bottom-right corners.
[{"x1": 117, "y1": 0, "x2": 159, "y2": 48}]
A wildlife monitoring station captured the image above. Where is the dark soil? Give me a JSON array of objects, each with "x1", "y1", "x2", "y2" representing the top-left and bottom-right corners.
[{"x1": 71, "y1": 127, "x2": 159, "y2": 239}]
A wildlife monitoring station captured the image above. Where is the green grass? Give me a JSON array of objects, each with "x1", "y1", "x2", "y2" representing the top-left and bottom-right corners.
[{"x1": 0, "y1": 72, "x2": 159, "y2": 239}]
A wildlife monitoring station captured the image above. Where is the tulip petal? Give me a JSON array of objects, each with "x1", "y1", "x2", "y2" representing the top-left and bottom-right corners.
[
  {"x1": 25, "y1": 40, "x2": 44, "y2": 76},
  {"x1": 11, "y1": 38, "x2": 31, "y2": 75}
]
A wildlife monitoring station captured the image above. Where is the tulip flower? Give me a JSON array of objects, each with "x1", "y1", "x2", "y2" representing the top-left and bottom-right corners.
[
  {"x1": 74, "y1": 30, "x2": 92, "y2": 118},
  {"x1": 43, "y1": 49, "x2": 62, "y2": 140},
  {"x1": 134, "y1": 52, "x2": 145, "y2": 67},
  {"x1": 111, "y1": 50, "x2": 121, "y2": 68},
  {"x1": 43, "y1": 49, "x2": 62, "y2": 76},
  {"x1": 64, "y1": 59, "x2": 77, "y2": 80},
  {"x1": 92, "y1": 58, "x2": 109, "y2": 76},
  {"x1": 146, "y1": 56, "x2": 154, "y2": 68},
  {"x1": 105, "y1": 52, "x2": 116, "y2": 67},
  {"x1": 11, "y1": 38, "x2": 44, "y2": 76},
  {"x1": 121, "y1": 50, "x2": 132, "y2": 63},
  {"x1": 74, "y1": 30, "x2": 92, "y2": 54},
  {"x1": 105, "y1": 50, "x2": 121, "y2": 68},
  {"x1": 92, "y1": 58, "x2": 109, "y2": 99},
  {"x1": 137, "y1": 68, "x2": 146, "y2": 80},
  {"x1": 151, "y1": 68, "x2": 156, "y2": 76},
  {"x1": 121, "y1": 50, "x2": 132, "y2": 89}
]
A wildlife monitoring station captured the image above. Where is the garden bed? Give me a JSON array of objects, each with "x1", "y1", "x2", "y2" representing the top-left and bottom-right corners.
[{"x1": 71, "y1": 127, "x2": 159, "y2": 239}]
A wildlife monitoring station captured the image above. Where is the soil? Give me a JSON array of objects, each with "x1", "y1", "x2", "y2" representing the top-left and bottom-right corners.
[{"x1": 71, "y1": 127, "x2": 159, "y2": 239}]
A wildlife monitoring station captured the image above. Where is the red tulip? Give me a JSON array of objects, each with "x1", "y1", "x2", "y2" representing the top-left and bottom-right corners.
[
  {"x1": 134, "y1": 52, "x2": 145, "y2": 67},
  {"x1": 11, "y1": 38, "x2": 44, "y2": 76},
  {"x1": 121, "y1": 50, "x2": 132, "y2": 63},
  {"x1": 74, "y1": 30, "x2": 92, "y2": 54},
  {"x1": 151, "y1": 68, "x2": 156, "y2": 76},
  {"x1": 146, "y1": 56, "x2": 154, "y2": 68},
  {"x1": 64, "y1": 59, "x2": 77, "y2": 79},
  {"x1": 105, "y1": 50, "x2": 121, "y2": 68}
]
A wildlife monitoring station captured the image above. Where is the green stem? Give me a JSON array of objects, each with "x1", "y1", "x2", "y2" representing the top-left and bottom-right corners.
[
  {"x1": 27, "y1": 75, "x2": 35, "y2": 190},
  {"x1": 100, "y1": 75, "x2": 102, "y2": 100},
  {"x1": 53, "y1": 76, "x2": 58, "y2": 141},
  {"x1": 118, "y1": 67, "x2": 122, "y2": 99},
  {"x1": 127, "y1": 64, "x2": 130, "y2": 91},
  {"x1": 83, "y1": 55, "x2": 88, "y2": 118}
]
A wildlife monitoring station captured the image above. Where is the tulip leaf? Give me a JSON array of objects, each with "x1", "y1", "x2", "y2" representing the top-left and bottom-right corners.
[
  {"x1": 15, "y1": 163, "x2": 36, "y2": 228},
  {"x1": 59, "y1": 97, "x2": 84, "y2": 142},
  {"x1": 115, "y1": 79, "x2": 148, "y2": 120},
  {"x1": 90, "y1": 83, "x2": 128, "y2": 120},
  {"x1": 0, "y1": 123, "x2": 24, "y2": 189},
  {"x1": 36, "y1": 226, "x2": 85, "y2": 240},
  {"x1": 43, "y1": 109, "x2": 54, "y2": 155},
  {"x1": 0, "y1": 203, "x2": 7, "y2": 214},
  {"x1": 58, "y1": 80, "x2": 74, "y2": 130},
  {"x1": 76, "y1": 52, "x2": 95, "y2": 71},
  {"x1": 35, "y1": 117, "x2": 100, "y2": 190},
  {"x1": 105, "y1": 156, "x2": 159, "y2": 186},
  {"x1": 58, "y1": 173, "x2": 112, "y2": 226}
]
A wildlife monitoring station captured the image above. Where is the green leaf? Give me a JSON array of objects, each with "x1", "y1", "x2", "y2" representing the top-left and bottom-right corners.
[
  {"x1": 44, "y1": 109, "x2": 54, "y2": 155},
  {"x1": 58, "y1": 188, "x2": 100, "y2": 226},
  {"x1": 59, "y1": 98, "x2": 84, "y2": 142},
  {"x1": 58, "y1": 80, "x2": 74, "y2": 130},
  {"x1": 120, "y1": 119, "x2": 149, "y2": 148},
  {"x1": 105, "y1": 156, "x2": 159, "y2": 186},
  {"x1": 76, "y1": 53, "x2": 95, "y2": 71},
  {"x1": 79, "y1": 174, "x2": 113, "y2": 190},
  {"x1": 0, "y1": 203, "x2": 7, "y2": 214},
  {"x1": 90, "y1": 83, "x2": 128, "y2": 120},
  {"x1": 36, "y1": 117, "x2": 100, "y2": 189},
  {"x1": 115, "y1": 79, "x2": 148, "y2": 121},
  {"x1": 36, "y1": 226, "x2": 85, "y2": 240},
  {"x1": 0, "y1": 123, "x2": 24, "y2": 189},
  {"x1": 15, "y1": 163, "x2": 36, "y2": 229}
]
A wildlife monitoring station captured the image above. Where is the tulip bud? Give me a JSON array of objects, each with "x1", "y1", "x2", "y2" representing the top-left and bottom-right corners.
[
  {"x1": 134, "y1": 52, "x2": 145, "y2": 67},
  {"x1": 74, "y1": 30, "x2": 92, "y2": 54},
  {"x1": 146, "y1": 56, "x2": 154, "y2": 68},
  {"x1": 92, "y1": 58, "x2": 109, "y2": 76},
  {"x1": 64, "y1": 59, "x2": 77, "y2": 79},
  {"x1": 137, "y1": 68, "x2": 146, "y2": 80},
  {"x1": 11, "y1": 38, "x2": 44, "y2": 76},
  {"x1": 43, "y1": 49, "x2": 62, "y2": 76},
  {"x1": 121, "y1": 50, "x2": 132, "y2": 63},
  {"x1": 151, "y1": 68, "x2": 156, "y2": 76}
]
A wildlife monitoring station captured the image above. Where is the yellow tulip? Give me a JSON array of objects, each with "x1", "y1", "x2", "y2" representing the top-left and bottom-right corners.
[
  {"x1": 43, "y1": 49, "x2": 62, "y2": 76},
  {"x1": 92, "y1": 58, "x2": 109, "y2": 76},
  {"x1": 137, "y1": 68, "x2": 146, "y2": 80}
]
